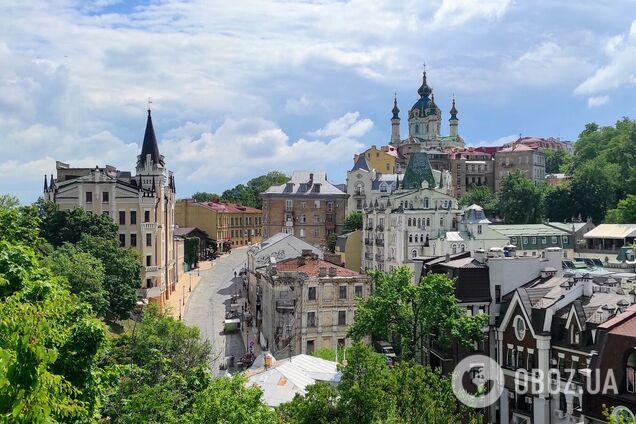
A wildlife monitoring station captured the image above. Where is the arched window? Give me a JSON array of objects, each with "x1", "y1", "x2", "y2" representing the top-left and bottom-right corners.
[
  {"x1": 424, "y1": 197, "x2": 429, "y2": 208},
  {"x1": 452, "y1": 244, "x2": 457, "y2": 254},
  {"x1": 415, "y1": 124, "x2": 420, "y2": 134},
  {"x1": 417, "y1": 218, "x2": 421, "y2": 227},
  {"x1": 408, "y1": 218, "x2": 412, "y2": 226},
  {"x1": 626, "y1": 353, "x2": 636, "y2": 393},
  {"x1": 411, "y1": 249, "x2": 417, "y2": 258},
  {"x1": 440, "y1": 217, "x2": 444, "y2": 227},
  {"x1": 426, "y1": 218, "x2": 430, "y2": 226},
  {"x1": 460, "y1": 244, "x2": 466, "y2": 253},
  {"x1": 409, "y1": 234, "x2": 413, "y2": 243}
]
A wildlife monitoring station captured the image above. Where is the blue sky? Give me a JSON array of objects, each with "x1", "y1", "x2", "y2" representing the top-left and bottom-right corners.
[{"x1": 1, "y1": 0, "x2": 636, "y2": 202}]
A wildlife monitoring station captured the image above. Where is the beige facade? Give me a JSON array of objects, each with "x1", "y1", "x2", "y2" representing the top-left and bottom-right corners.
[
  {"x1": 44, "y1": 110, "x2": 178, "y2": 307},
  {"x1": 256, "y1": 252, "x2": 371, "y2": 356},
  {"x1": 494, "y1": 144, "x2": 545, "y2": 192},
  {"x1": 353, "y1": 145, "x2": 398, "y2": 174},
  {"x1": 448, "y1": 149, "x2": 495, "y2": 198},
  {"x1": 175, "y1": 199, "x2": 262, "y2": 247},
  {"x1": 335, "y1": 230, "x2": 362, "y2": 273},
  {"x1": 261, "y1": 171, "x2": 348, "y2": 248}
]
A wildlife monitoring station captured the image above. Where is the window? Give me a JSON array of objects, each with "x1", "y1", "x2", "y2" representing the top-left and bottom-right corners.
[
  {"x1": 356, "y1": 199, "x2": 363, "y2": 210},
  {"x1": 477, "y1": 225, "x2": 482, "y2": 235},
  {"x1": 85, "y1": 191, "x2": 93, "y2": 203},
  {"x1": 409, "y1": 234, "x2": 413, "y2": 243},
  {"x1": 286, "y1": 199, "x2": 293, "y2": 210},
  {"x1": 355, "y1": 285, "x2": 363, "y2": 297},
  {"x1": 531, "y1": 237, "x2": 537, "y2": 244},
  {"x1": 411, "y1": 249, "x2": 417, "y2": 258},
  {"x1": 570, "y1": 327, "x2": 580, "y2": 345},
  {"x1": 559, "y1": 393, "x2": 567, "y2": 413},
  {"x1": 146, "y1": 233, "x2": 152, "y2": 247},
  {"x1": 338, "y1": 338, "x2": 345, "y2": 347},
  {"x1": 314, "y1": 200, "x2": 320, "y2": 208},
  {"x1": 308, "y1": 286, "x2": 317, "y2": 301},
  {"x1": 452, "y1": 244, "x2": 457, "y2": 254},
  {"x1": 130, "y1": 233, "x2": 137, "y2": 247},
  {"x1": 130, "y1": 211, "x2": 137, "y2": 225},
  {"x1": 300, "y1": 228, "x2": 305, "y2": 238},
  {"x1": 118, "y1": 234, "x2": 126, "y2": 247},
  {"x1": 527, "y1": 352, "x2": 535, "y2": 370},
  {"x1": 314, "y1": 215, "x2": 320, "y2": 223},
  {"x1": 563, "y1": 236, "x2": 569, "y2": 244},
  {"x1": 102, "y1": 191, "x2": 109, "y2": 203},
  {"x1": 426, "y1": 218, "x2": 430, "y2": 226},
  {"x1": 338, "y1": 311, "x2": 346, "y2": 326},
  {"x1": 506, "y1": 347, "x2": 513, "y2": 368},
  {"x1": 522, "y1": 237, "x2": 528, "y2": 244},
  {"x1": 327, "y1": 202, "x2": 334, "y2": 212},
  {"x1": 552, "y1": 236, "x2": 558, "y2": 244},
  {"x1": 495, "y1": 285, "x2": 501, "y2": 304},
  {"x1": 440, "y1": 217, "x2": 444, "y2": 227},
  {"x1": 541, "y1": 237, "x2": 547, "y2": 244},
  {"x1": 626, "y1": 353, "x2": 636, "y2": 393},
  {"x1": 408, "y1": 218, "x2": 412, "y2": 226},
  {"x1": 144, "y1": 210, "x2": 150, "y2": 222},
  {"x1": 314, "y1": 228, "x2": 320, "y2": 238},
  {"x1": 146, "y1": 255, "x2": 151, "y2": 266},
  {"x1": 306, "y1": 340, "x2": 315, "y2": 354},
  {"x1": 339, "y1": 285, "x2": 347, "y2": 299},
  {"x1": 119, "y1": 211, "x2": 126, "y2": 225},
  {"x1": 307, "y1": 312, "x2": 316, "y2": 327}
]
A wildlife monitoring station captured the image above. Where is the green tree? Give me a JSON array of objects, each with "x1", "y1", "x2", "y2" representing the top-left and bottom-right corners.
[
  {"x1": 343, "y1": 212, "x2": 363, "y2": 233},
  {"x1": 0, "y1": 194, "x2": 19, "y2": 210},
  {"x1": 497, "y1": 170, "x2": 544, "y2": 224},
  {"x1": 221, "y1": 184, "x2": 257, "y2": 207},
  {"x1": 278, "y1": 382, "x2": 340, "y2": 424},
  {"x1": 326, "y1": 233, "x2": 338, "y2": 253},
  {"x1": 569, "y1": 159, "x2": 619, "y2": 223},
  {"x1": 459, "y1": 185, "x2": 498, "y2": 215},
  {"x1": 0, "y1": 210, "x2": 105, "y2": 423},
  {"x1": 191, "y1": 192, "x2": 220, "y2": 203},
  {"x1": 184, "y1": 237, "x2": 200, "y2": 268},
  {"x1": 543, "y1": 184, "x2": 574, "y2": 222},
  {"x1": 78, "y1": 235, "x2": 141, "y2": 320},
  {"x1": 46, "y1": 243, "x2": 109, "y2": 316},
  {"x1": 246, "y1": 171, "x2": 290, "y2": 209},
  {"x1": 36, "y1": 200, "x2": 118, "y2": 247},
  {"x1": 544, "y1": 148, "x2": 569, "y2": 174},
  {"x1": 187, "y1": 375, "x2": 277, "y2": 424},
  {"x1": 605, "y1": 194, "x2": 636, "y2": 224},
  {"x1": 348, "y1": 268, "x2": 487, "y2": 361}
]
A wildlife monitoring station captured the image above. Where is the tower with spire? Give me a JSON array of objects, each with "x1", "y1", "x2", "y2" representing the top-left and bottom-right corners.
[
  {"x1": 42, "y1": 108, "x2": 178, "y2": 308},
  {"x1": 390, "y1": 94, "x2": 401, "y2": 145},
  {"x1": 449, "y1": 95, "x2": 459, "y2": 137}
]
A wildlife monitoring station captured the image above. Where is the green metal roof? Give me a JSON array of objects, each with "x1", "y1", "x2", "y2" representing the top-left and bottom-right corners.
[
  {"x1": 489, "y1": 224, "x2": 570, "y2": 237},
  {"x1": 402, "y1": 152, "x2": 436, "y2": 189}
]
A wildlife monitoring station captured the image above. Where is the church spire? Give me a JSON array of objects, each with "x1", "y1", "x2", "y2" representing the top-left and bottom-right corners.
[
  {"x1": 43, "y1": 174, "x2": 48, "y2": 192},
  {"x1": 392, "y1": 93, "x2": 400, "y2": 119},
  {"x1": 137, "y1": 108, "x2": 164, "y2": 169},
  {"x1": 449, "y1": 95, "x2": 458, "y2": 120},
  {"x1": 417, "y1": 65, "x2": 432, "y2": 98},
  {"x1": 390, "y1": 93, "x2": 401, "y2": 144}
]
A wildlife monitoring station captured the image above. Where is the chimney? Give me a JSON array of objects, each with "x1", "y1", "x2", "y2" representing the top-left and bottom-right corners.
[
  {"x1": 297, "y1": 256, "x2": 306, "y2": 266},
  {"x1": 328, "y1": 267, "x2": 337, "y2": 277},
  {"x1": 444, "y1": 253, "x2": 450, "y2": 263},
  {"x1": 473, "y1": 249, "x2": 486, "y2": 264},
  {"x1": 318, "y1": 267, "x2": 327, "y2": 277},
  {"x1": 309, "y1": 173, "x2": 314, "y2": 184},
  {"x1": 301, "y1": 249, "x2": 313, "y2": 257}
]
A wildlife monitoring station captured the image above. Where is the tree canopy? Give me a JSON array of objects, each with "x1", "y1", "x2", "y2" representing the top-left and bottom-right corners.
[
  {"x1": 459, "y1": 186, "x2": 498, "y2": 216},
  {"x1": 0, "y1": 194, "x2": 19, "y2": 210},
  {"x1": 348, "y1": 267, "x2": 487, "y2": 361},
  {"x1": 544, "y1": 148, "x2": 570, "y2": 174},
  {"x1": 343, "y1": 212, "x2": 363, "y2": 233},
  {"x1": 605, "y1": 195, "x2": 636, "y2": 224},
  {"x1": 497, "y1": 170, "x2": 544, "y2": 224}
]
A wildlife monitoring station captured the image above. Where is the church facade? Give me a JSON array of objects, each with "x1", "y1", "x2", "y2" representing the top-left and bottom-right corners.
[{"x1": 43, "y1": 110, "x2": 178, "y2": 307}]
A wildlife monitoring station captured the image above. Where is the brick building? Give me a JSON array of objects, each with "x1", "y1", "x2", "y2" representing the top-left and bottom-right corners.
[{"x1": 261, "y1": 171, "x2": 348, "y2": 248}]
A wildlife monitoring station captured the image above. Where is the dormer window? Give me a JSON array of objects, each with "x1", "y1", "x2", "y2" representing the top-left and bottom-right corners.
[
  {"x1": 514, "y1": 316, "x2": 526, "y2": 341},
  {"x1": 570, "y1": 327, "x2": 580, "y2": 345}
]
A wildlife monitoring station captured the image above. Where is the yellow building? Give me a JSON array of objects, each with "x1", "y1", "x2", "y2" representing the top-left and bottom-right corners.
[
  {"x1": 335, "y1": 230, "x2": 362, "y2": 273},
  {"x1": 175, "y1": 199, "x2": 263, "y2": 248},
  {"x1": 353, "y1": 145, "x2": 398, "y2": 174}
]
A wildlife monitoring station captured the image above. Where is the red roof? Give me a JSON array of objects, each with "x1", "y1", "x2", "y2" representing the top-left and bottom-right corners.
[
  {"x1": 599, "y1": 304, "x2": 636, "y2": 336},
  {"x1": 184, "y1": 199, "x2": 261, "y2": 213},
  {"x1": 276, "y1": 256, "x2": 361, "y2": 277}
]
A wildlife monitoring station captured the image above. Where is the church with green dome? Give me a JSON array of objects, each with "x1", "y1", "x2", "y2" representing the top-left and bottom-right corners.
[{"x1": 389, "y1": 67, "x2": 464, "y2": 156}]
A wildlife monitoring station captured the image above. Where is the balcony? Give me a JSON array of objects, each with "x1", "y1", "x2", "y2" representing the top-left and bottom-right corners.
[
  {"x1": 375, "y1": 238, "x2": 384, "y2": 246},
  {"x1": 376, "y1": 224, "x2": 384, "y2": 231},
  {"x1": 364, "y1": 238, "x2": 373, "y2": 245},
  {"x1": 141, "y1": 222, "x2": 158, "y2": 231},
  {"x1": 145, "y1": 266, "x2": 160, "y2": 277},
  {"x1": 285, "y1": 220, "x2": 294, "y2": 227},
  {"x1": 366, "y1": 225, "x2": 374, "y2": 231},
  {"x1": 365, "y1": 252, "x2": 374, "y2": 260},
  {"x1": 353, "y1": 190, "x2": 365, "y2": 196}
]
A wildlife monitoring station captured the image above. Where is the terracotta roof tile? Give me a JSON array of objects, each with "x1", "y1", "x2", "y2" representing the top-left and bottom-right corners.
[{"x1": 276, "y1": 257, "x2": 361, "y2": 277}]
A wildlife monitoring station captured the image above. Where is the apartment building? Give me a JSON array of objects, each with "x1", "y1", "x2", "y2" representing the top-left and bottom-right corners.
[
  {"x1": 494, "y1": 144, "x2": 545, "y2": 192},
  {"x1": 175, "y1": 199, "x2": 263, "y2": 247},
  {"x1": 43, "y1": 110, "x2": 178, "y2": 306},
  {"x1": 261, "y1": 171, "x2": 348, "y2": 248},
  {"x1": 255, "y1": 251, "x2": 371, "y2": 357},
  {"x1": 448, "y1": 147, "x2": 495, "y2": 197}
]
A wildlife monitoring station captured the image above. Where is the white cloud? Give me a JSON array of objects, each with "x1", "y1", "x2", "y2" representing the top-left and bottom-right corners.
[
  {"x1": 160, "y1": 112, "x2": 371, "y2": 184},
  {"x1": 587, "y1": 95, "x2": 609, "y2": 108},
  {"x1": 575, "y1": 19, "x2": 636, "y2": 95},
  {"x1": 470, "y1": 134, "x2": 518, "y2": 147},
  {"x1": 285, "y1": 95, "x2": 327, "y2": 116},
  {"x1": 432, "y1": 0, "x2": 511, "y2": 28}
]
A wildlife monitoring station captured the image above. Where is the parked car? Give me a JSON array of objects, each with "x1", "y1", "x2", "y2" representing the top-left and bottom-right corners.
[{"x1": 373, "y1": 340, "x2": 397, "y2": 366}]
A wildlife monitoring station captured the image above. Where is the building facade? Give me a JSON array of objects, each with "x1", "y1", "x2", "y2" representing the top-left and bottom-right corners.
[
  {"x1": 261, "y1": 171, "x2": 348, "y2": 248},
  {"x1": 490, "y1": 224, "x2": 575, "y2": 257},
  {"x1": 175, "y1": 199, "x2": 263, "y2": 247},
  {"x1": 43, "y1": 110, "x2": 178, "y2": 305},
  {"x1": 352, "y1": 144, "x2": 399, "y2": 174},
  {"x1": 255, "y1": 252, "x2": 371, "y2": 357},
  {"x1": 448, "y1": 147, "x2": 495, "y2": 197},
  {"x1": 494, "y1": 144, "x2": 545, "y2": 192}
]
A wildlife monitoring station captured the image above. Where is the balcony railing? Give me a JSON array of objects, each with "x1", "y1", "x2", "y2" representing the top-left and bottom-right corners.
[
  {"x1": 285, "y1": 220, "x2": 293, "y2": 227},
  {"x1": 364, "y1": 238, "x2": 373, "y2": 245},
  {"x1": 366, "y1": 225, "x2": 374, "y2": 230},
  {"x1": 375, "y1": 238, "x2": 384, "y2": 246},
  {"x1": 141, "y1": 222, "x2": 158, "y2": 231},
  {"x1": 376, "y1": 224, "x2": 384, "y2": 231}
]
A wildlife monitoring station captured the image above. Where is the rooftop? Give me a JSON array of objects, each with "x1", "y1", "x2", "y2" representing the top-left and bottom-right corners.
[
  {"x1": 490, "y1": 224, "x2": 570, "y2": 237},
  {"x1": 262, "y1": 171, "x2": 346, "y2": 196},
  {"x1": 584, "y1": 224, "x2": 636, "y2": 240},
  {"x1": 276, "y1": 255, "x2": 361, "y2": 277}
]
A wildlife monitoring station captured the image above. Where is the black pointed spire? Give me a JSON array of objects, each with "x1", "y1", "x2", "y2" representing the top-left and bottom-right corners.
[
  {"x1": 50, "y1": 174, "x2": 55, "y2": 190},
  {"x1": 44, "y1": 174, "x2": 48, "y2": 192},
  {"x1": 138, "y1": 109, "x2": 163, "y2": 168},
  {"x1": 449, "y1": 95, "x2": 458, "y2": 121},
  {"x1": 392, "y1": 93, "x2": 400, "y2": 120}
]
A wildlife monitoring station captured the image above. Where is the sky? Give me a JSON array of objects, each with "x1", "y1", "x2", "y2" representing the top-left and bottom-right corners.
[{"x1": 1, "y1": 0, "x2": 636, "y2": 203}]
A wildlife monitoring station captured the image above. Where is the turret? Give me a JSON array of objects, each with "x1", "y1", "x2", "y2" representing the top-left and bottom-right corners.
[
  {"x1": 449, "y1": 95, "x2": 459, "y2": 137},
  {"x1": 43, "y1": 174, "x2": 48, "y2": 193},
  {"x1": 390, "y1": 94, "x2": 401, "y2": 144}
]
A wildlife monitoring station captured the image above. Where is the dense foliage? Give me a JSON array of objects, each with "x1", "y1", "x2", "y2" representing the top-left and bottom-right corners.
[
  {"x1": 190, "y1": 171, "x2": 290, "y2": 209},
  {"x1": 342, "y1": 211, "x2": 363, "y2": 232},
  {"x1": 184, "y1": 237, "x2": 200, "y2": 268},
  {"x1": 348, "y1": 267, "x2": 487, "y2": 361},
  {"x1": 279, "y1": 343, "x2": 481, "y2": 424},
  {"x1": 497, "y1": 170, "x2": 545, "y2": 224},
  {"x1": 459, "y1": 186, "x2": 497, "y2": 216}
]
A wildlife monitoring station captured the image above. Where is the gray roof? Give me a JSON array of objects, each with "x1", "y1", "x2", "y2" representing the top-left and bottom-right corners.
[
  {"x1": 261, "y1": 171, "x2": 346, "y2": 196},
  {"x1": 546, "y1": 222, "x2": 588, "y2": 233},
  {"x1": 490, "y1": 224, "x2": 570, "y2": 237}
]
